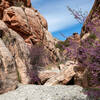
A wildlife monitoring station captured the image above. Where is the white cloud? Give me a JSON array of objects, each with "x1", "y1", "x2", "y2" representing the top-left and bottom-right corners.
[
  {"x1": 31, "y1": 0, "x2": 94, "y2": 32},
  {"x1": 45, "y1": 15, "x2": 77, "y2": 32}
]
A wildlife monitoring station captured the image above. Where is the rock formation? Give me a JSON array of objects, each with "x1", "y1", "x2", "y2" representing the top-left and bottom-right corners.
[
  {"x1": 0, "y1": 20, "x2": 32, "y2": 93},
  {"x1": 0, "y1": 38, "x2": 18, "y2": 94},
  {"x1": 0, "y1": 0, "x2": 61, "y2": 94},
  {"x1": 44, "y1": 61, "x2": 77, "y2": 86}
]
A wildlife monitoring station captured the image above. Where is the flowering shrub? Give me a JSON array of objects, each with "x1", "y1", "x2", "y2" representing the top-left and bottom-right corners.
[
  {"x1": 78, "y1": 33, "x2": 100, "y2": 86},
  {"x1": 83, "y1": 87, "x2": 100, "y2": 100},
  {"x1": 28, "y1": 69, "x2": 41, "y2": 84},
  {"x1": 27, "y1": 43, "x2": 47, "y2": 84},
  {"x1": 28, "y1": 43, "x2": 52, "y2": 69},
  {"x1": 55, "y1": 39, "x2": 70, "y2": 51},
  {"x1": 67, "y1": 3, "x2": 100, "y2": 99},
  {"x1": 56, "y1": 32, "x2": 80, "y2": 61}
]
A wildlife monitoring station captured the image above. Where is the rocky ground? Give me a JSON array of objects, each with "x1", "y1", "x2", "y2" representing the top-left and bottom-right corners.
[{"x1": 0, "y1": 84, "x2": 89, "y2": 100}]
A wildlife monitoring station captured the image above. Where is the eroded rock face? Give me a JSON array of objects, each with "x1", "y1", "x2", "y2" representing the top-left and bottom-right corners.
[
  {"x1": 1, "y1": 1, "x2": 60, "y2": 65},
  {"x1": 1, "y1": 0, "x2": 31, "y2": 7},
  {"x1": 2, "y1": 5, "x2": 59, "y2": 64},
  {"x1": 0, "y1": 38, "x2": 18, "y2": 94},
  {"x1": 0, "y1": 20, "x2": 33, "y2": 93},
  {"x1": 3, "y1": 7, "x2": 47, "y2": 44},
  {"x1": 67, "y1": 33, "x2": 80, "y2": 44},
  {"x1": 0, "y1": 0, "x2": 61, "y2": 94},
  {"x1": 0, "y1": 0, "x2": 31, "y2": 19},
  {"x1": 0, "y1": 20, "x2": 32, "y2": 84}
]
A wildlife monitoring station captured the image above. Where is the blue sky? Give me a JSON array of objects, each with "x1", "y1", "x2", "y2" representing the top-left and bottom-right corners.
[{"x1": 31, "y1": 0, "x2": 94, "y2": 40}]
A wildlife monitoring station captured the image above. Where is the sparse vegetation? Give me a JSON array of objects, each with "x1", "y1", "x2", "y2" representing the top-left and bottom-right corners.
[
  {"x1": 66, "y1": 2, "x2": 100, "y2": 99},
  {"x1": 0, "y1": 0, "x2": 1, "y2": 4},
  {"x1": 13, "y1": 1, "x2": 24, "y2": 7},
  {"x1": 88, "y1": 33, "x2": 96, "y2": 40},
  {"x1": 55, "y1": 39, "x2": 70, "y2": 51}
]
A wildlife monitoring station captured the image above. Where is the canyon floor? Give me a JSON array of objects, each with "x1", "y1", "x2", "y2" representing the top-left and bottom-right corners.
[{"x1": 0, "y1": 84, "x2": 89, "y2": 100}]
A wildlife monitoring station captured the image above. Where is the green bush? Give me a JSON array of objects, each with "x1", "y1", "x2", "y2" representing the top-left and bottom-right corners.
[
  {"x1": 55, "y1": 41, "x2": 64, "y2": 51},
  {"x1": 55, "y1": 39, "x2": 70, "y2": 51},
  {"x1": 88, "y1": 33, "x2": 96, "y2": 40}
]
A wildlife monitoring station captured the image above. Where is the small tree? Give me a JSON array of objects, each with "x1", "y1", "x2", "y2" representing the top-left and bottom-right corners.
[{"x1": 67, "y1": 6, "x2": 88, "y2": 24}]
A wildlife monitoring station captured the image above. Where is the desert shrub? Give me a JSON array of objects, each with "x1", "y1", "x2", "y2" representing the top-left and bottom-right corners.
[
  {"x1": 55, "y1": 41, "x2": 63, "y2": 50},
  {"x1": 28, "y1": 43, "x2": 52, "y2": 70},
  {"x1": 13, "y1": 1, "x2": 24, "y2": 7},
  {"x1": 78, "y1": 35, "x2": 100, "y2": 86},
  {"x1": 83, "y1": 87, "x2": 100, "y2": 99},
  {"x1": 64, "y1": 39, "x2": 70, "y2": 47},
  {"x1": 88, "y1": 33, "x2": 97, "y2": 40},
  {"x1": 67, "y1": 4, "x2": 100, "y2": 99},
  {"x1": 28, "y1": 70, "x2": 41, "y2": 84},
  {"x1": 55, "y1": 39, "x2": 70, "y2": 51}
]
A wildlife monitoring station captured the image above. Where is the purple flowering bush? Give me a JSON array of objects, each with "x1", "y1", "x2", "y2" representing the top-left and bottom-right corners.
[
  {"x1": 55, "y1": 33, "x2": 80, "y2": 61},
  {"x1": 67, "y1": 4, "x2": 100, "y2": 99},
  {"x1": 78, "y1": 33, "x2": 100, "y2": 86},
  {"x1": 28, "y1": 43, "x2": 52, "y2": 68}
]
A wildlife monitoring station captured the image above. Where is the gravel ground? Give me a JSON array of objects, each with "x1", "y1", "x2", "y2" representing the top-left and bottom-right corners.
[{"x1": 0, "y1": 84, "x2": 89, "y2": 100}]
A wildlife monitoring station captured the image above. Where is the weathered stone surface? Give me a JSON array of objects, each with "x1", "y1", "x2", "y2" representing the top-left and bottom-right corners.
[
  {"x1": 44, "y1": 61, "x2": 77, "y2": 86},
  {"x1": 3, "y1": 6, "x2": 60, "y2": 63},
  {"x1": 0, "y1": 38, "x2": 18, "y2": 94},
  {"x1": 1, "y1": 0, "x2": 31, "y2": 7},
  {"x1": 0, "y1": 20, "x2": 32, "y2": 84},
  {"x1": 3, "y1": 6, "x2": 48, "y2": 44},
  {"x1": 44, "y1": 29, "x2": 61, "y2": 61},
  {"x1": 0, "y1": 0, "x2": 10, "y2": 19},
  {"x1": 0, "y1": 84, "x2": 88, "y2": 100},
  {"x1": 38, "y1": 64, "x2": 60, "y2": 84},
  {"x1": 0, "y1": 0, "x2": 31, "y2": 19},
  {"x1": 38, "y1": 70, "x2": 58, "y2": 84}
]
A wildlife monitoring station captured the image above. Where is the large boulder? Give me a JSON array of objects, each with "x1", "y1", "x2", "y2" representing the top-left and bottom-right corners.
[
  {"x1": 0, "y1": 84, "x2": 88, "y2": 100},
  {"x1": 3, "y1": 6, "x2": 48, "y2": 44}
]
